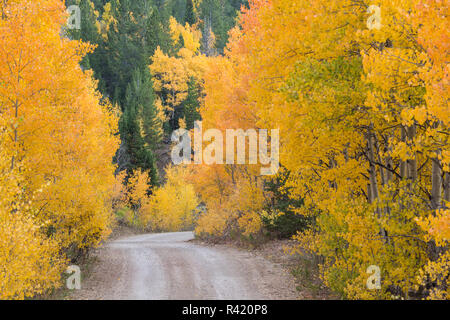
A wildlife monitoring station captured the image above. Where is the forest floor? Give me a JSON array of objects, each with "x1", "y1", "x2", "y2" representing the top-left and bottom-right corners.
[{"x1": 65, "y1": 230, "x2": 305, "y2": 300}]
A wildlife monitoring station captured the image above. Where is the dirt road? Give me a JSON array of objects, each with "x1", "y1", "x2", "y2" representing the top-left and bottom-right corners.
[{"x1": 70, "y1": 232, "x2": 299, "y2": 300}]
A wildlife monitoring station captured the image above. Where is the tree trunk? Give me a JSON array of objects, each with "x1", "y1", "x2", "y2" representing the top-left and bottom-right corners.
[
  {"x1": 407, "y1": 125, "x2": 417, "y2": 181},
  {"x1": 367, "y1": 126, "x2": 388, "y2": 242},
  {"x1": 444, "y1": 172, "x2": 450, "y2": 203},
  {"x1": 431, "y1": 152, "x2": 442, "y2": 210},
  {"x1": 374, "y1": 134, "x2": 386, "y2": 186},
  {"x1": 367, "y1": 128, "x2": 379, "y2": 200},
  {"x1": 400, "y1": 126, "x2": 407, "y2": 179}
]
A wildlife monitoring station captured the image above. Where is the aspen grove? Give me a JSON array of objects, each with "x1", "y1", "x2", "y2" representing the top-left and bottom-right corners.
[
  {"x1": 172, "y1": 0, "x2": 450, "y2": 299},
  {"x1": 0, "y1": 0, "x2": 119, "y2": 298},
  {"x1": 0, "y1": 0, "x2": 448, "y2": 300}
]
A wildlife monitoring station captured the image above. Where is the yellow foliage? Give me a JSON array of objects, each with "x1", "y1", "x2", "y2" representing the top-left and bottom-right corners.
[
  {"x1": 128, "y1": 170, "x2": 152, "y2": 207},
  {"x1": 0, "y1": 209, "x2": 65, "y2": 299},
  {"x1": 0, "y1": 0, "x2": 119, "y2": 298},
  {"x1": 111, "y1": 171, "x2": 128, "y2": 209},
  {"x1": 194, "y1": 0, "x2": 449, "y2": 299},
  {"x1": 169, "y1": 16, "x2": 202, "y2": 53},
  {"x1": 196, "y1": 206, "x2": 231, "y2": 237},
  {"x1": 98, "y1": 2, "x2": 115, "y2": 40},
  {"x1": 150, "y1": 19, "x2": 209, "y2": 126},
  {"x1": 0, "y1": 130, "x2": 64, "y2": 299},
  {"x1": 237, "y1": 211, "x2": 262, "y2": 237},
  {"x1": 124, "y1": 166, "x2": 200, "y2": 232},
  {"x1": 192, "y1": 164, "x2": 266, "y2": 238},
  {"x1": 416, "y1": 251, "x2": 450, "y2": 300}
]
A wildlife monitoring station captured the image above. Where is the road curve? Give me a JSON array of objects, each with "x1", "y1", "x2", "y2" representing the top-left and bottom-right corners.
[{"x1": 71, "y1": 232, "x2": 299, "y2": 300}]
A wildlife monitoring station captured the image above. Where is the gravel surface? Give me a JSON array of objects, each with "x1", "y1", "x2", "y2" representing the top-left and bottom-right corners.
[{"x1": 70, "y1": 232, "x2": 299, "y2": 300}]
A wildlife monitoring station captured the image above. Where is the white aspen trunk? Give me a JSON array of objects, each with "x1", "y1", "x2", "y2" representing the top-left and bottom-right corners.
[
  {"x1": 367, "y1": 130, "x2": 379, "y2": 200},
  {"x1": 431, "y1": 152, "x2": 442, "y2": 210},
  {"x1": 386, "y1": 155, "x2": 393, "y2": 183},
  {"x1": 444, "y1": 172, "x2": 450, "y2": 203},
  {"x1": 407, "y1": 125, "x2": 417, "y2": 181},
  {"x1": 374, "y1": 134, "x2": 386, "y2": 186},
  {"x1": 385, "y1": 131, "x2": 394, "y2": 183},
  {"x1": 367, "y1": 184, "x2": 373, "y2": 203},
  {"x1": 400, "y1": 127, "x2": 407, "y2": 179},
  {"x1": 367, "y1": 126, "x2": 388, "y2": 242}
]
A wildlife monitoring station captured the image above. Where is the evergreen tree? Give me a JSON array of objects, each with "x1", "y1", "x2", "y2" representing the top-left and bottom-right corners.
[
  {"x1": 125, "y1": 68, "x2": 162, "y2": 151},
  {"x1": 119, "y1": 68, "x2": 161, "y2": 187},
  {"x1": 119, "y1": 105, "x2": 159, "y2": 187},
  {"x1": 199, "y1": 0, "x2": 246, "y2": 52},
  {"x1": 183, "y1": 77, "x2": 202, "y2": 130},
  {"x1": 261, "y1": 168, "x2": 310, "y2": 238},
  {"x1": 62, "y1": 0, "x2": 245, "y2": 181},
  {"x1": 65, "y1": 0, "x2": 100, "y2": 70},
  {"x1": 102, "y1": 0, "x2": 170, "y2": 105},
  {"x1": 184, "y1": 0, "x2": 196, "y2": 25}
]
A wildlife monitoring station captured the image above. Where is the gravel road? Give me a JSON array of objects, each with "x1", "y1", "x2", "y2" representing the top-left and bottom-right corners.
[{"x1": 70, "y1": 232, "x2": 299, "y2": 300}]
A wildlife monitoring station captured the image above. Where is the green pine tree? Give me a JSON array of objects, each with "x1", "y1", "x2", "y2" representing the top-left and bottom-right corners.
[
  {"x1": 125, "y1": 68, "x2": 162, "y2": 151},
  {"x1": 184, "y1": 0, "x2": 196, "y2": 25},
  {"x1": 183, "y1": 77, "x2": 202, "y2": 130},
  {"x1": 119, "y1": 68, "x2": 162, "y2": 187}
]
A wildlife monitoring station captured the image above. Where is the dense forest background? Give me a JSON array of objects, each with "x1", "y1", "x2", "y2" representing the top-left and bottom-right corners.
[{"x1": 65, "y1": 0, "x2": 247, "y2": 185}]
